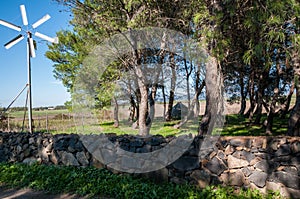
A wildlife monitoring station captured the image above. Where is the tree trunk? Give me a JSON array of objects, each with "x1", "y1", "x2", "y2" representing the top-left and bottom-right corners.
[
  {"x1": 166, "y1": 54, "x2": 176, "y2": 121},
  {"x1": 245, "y1": 70, "x2": 256, "y2": 122},
  {"x1": 199, "y1": 57, "x2": 223, "y2": 135},
  {"x1": 199, "y1": 86, "x2": 211, "y2": 135},
  {"x1": 280, "y1": 81, "x2": 294, "y2": 118},
  {"x1": 184, "y1": 56, "x2": 192, "y2": 110},
  {"x1": 287, "y1": 50, "x2": 300, "y2": 136},
  {"x1": 239, "y1": 74, "x2": 247, "y2": 115},
  {"x1": 113, "y1": 97, "x2": 119, "y2": 128},
  {"x1": 162, "y1": 85, "x2": 166, "y2": 119},
  {"x1": 148, "y1": 61, "x2": 162, "y2": 129},
  {"x1": 137, "y1": 81, "x2": 149, "y2": 135},
  {"x1": 254, "y1": 87, "x2": 263, "y2": 124},
  {"x1": 128, "y1": 94, "x2": 136, "y2": 123},
  {"x1": 265, "y1": 60, "x2": 281, "y2": 134},
  {"x1": 288, "y1": 82, "x2": 300, "y2": 136},
  {"x1": 195, "y1": 66, "x2": 202, "y2": 117},
  {"x1": 266, "y1": 89, "x2": 279, "y2": 134}
]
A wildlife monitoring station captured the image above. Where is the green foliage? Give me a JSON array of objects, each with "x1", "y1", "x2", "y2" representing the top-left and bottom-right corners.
[{"x1": 0, "y1": 163, "x2": 279, "y2": 199}]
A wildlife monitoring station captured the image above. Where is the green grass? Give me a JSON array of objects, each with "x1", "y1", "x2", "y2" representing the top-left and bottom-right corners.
[
  {"x1": 94, "y1": 113, "x2": 288, "y2": 137},
  {"x1": 7, "y1": 109, "x2": 70, "y2": 118},
  {"x1": 98, "y1": 119, "x2": 198, "y2": 137},
  {"x1": 3, "y1": 107, "x2": 288, "y2": 136},
  {"x1": 0, "y1": 163, "x2": 281, "y2": 199},
  {"x1": 220, "y1": 113, "x2": 288, "y2": 136}
]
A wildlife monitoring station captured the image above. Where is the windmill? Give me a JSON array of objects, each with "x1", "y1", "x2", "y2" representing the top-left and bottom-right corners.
[{"x1": 0, "y1": 5, "x2": 58, "y2": 133}]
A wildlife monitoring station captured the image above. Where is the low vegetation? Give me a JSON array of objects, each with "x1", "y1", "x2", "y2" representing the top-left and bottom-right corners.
[
  {"x1": 0, "y1": 107, "x2": 289, "y2": 137},
  {"x1": 0, "y1": 163, "x2": 281, "y2": 199}
]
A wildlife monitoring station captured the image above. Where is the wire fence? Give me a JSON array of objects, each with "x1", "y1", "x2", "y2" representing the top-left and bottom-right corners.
[{"x1": 0, "y1": 109, "x2": 116, "y2": 133}]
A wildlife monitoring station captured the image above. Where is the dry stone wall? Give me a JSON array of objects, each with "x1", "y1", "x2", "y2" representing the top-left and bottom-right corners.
[{"x1": 0, "y1": 132, "x2": 299, "y2": 198}]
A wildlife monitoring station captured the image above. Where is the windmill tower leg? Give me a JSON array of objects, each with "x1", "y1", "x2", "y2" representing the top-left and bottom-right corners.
[{"x1": 27, "y1": 35, "x2": 33, "y2": 133}]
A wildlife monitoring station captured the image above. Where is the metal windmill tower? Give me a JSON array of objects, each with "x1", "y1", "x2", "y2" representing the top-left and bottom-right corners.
[{"x1": 0, "y1": 5, "x2": 58, "y2": 133}]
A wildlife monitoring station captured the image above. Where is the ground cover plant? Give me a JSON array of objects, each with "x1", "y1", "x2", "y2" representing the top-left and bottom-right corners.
[{"x1": 0, "y1": 163, "x2": 281, "y2": 199}]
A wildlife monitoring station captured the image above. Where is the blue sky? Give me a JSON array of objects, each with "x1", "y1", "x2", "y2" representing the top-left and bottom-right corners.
[{"x1": 0, "y1": 0, "x2": 72, "y2": 108}]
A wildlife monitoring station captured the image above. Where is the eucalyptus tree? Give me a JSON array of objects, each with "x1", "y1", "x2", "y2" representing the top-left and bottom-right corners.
[
  {"x1": 48, "y1": 0, "x2": 197, "y2": 135},
  {"x1": 194, "y1": 0, "x2": 300, "y2": 135}
]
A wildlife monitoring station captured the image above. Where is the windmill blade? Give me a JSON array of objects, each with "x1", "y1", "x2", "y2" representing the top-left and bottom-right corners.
[
  {"x1": 20, "y1": 5, "x2": 28, "y2": 26},
  {"x1": 54, "y1": 37, "x2": 59, "y2": 44},
  {"x1": 28, "y1": 37, "x2": 36, "y2": 58},
  {"x1": 32, "y1": 14, "x2": 51, "y2": 29},
  {"x1": 35, "y1": 31, "x2": 57, "y2": 43},
  {"x1": 4, "y1": 34, "x2": 24, "y2": 49},
  {"x1": 0, "y1": 19, "x2": 21, "y2": 31}
]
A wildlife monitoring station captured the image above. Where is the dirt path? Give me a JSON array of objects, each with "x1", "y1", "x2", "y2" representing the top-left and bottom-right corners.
[{"x1": 0, "y1": 186, "x2": 89, "y2": 199}]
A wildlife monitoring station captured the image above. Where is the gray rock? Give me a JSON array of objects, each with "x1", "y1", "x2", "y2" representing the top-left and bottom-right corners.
[
  {"x1": 230, "y1": 138, "x2": 251, "y2": 148},
  {"x1": 272, "y1": 155, "x2": 291, "y2": 163},
  {"x1": 16, "y1": 145, "x2": 22, "y2": 154},
  {"x1": 291, "y1": 142, "x2": 300, "y2": 154},
  {"x1": 190, "y1": 170, "x2": 211, "y2": 188},
  {"x1": 54, "y1": 139, "x2": 68, "y2": 151},
  {"x1": 255, "y1": 152, "x2": 269, "y2": 159},
  {"x1": 286, "y1": 187, "x2": 300, "y2": 199},
  {"x1": 68, "y1": 146, "x2": 76, "y2": 153},
  {"x1": 45, "y1": 143, "x2": 53, "y2": 152},
  {"x1": 275, "y1": 144, "x2": 291, "y2": 157},
  {"x1": 228, "y1": 170, "x2": 244, "y2": 186},
  {"x1": 50, "y1": 151, "x2": 59, "y2": 165},
  {"x1": 91, "y1": 157, "x2": 105, "y2": 169},
  {"x1": 23, "y1": 157, "x2": 38, "y2": 165},
  {"x1": 61, "y1": 151, "x2": 79, "y2": 166},
  {"x1": 232, "y1": 150, "x2": 255, "y2": 163},
  {"x1": 224, "y1": 145, "x2": 234, "y2": 155},
  {"x1": 76, "y1": 152, "x2": 89, "y2": 166},
  {"x1": 205, "y1": 157, "x2": 227, "y2": 175},
  {"x1": 185, "y1": 148, "x2": 199, "y2": 157},
  {"x1": 136, "y1": 147, "x2": 150, "y2": 153},
  {"x1": 282, "y1": 166, "x2": 298, "y2": 175},
  {"x1": 217, "y1": 151, "x2": 225, "y2": 159},
  {"x1": 249, "y1": 171, "x2": 268, "y2": 188},
  {"x1": 38, "y1": 147, "x2": 49, "y2": 162},
  {"x1": 254, "y1": 160, "x2": 269, "y2": 172},
  {"x1": 269, "y1": 171, "x2": 300, "y2": 189},
  {"x1": 252, "y1": 138, "x2": 265, "y2": 148},
  {"x1": 291, "y1": 156, "x2": 300, "y2": 167},
  {"x1": 242, "y1": 167, "x2": 252, "y2": 177},
  {"x1": 227, "y1": 155, "x2": 249, "y2": 169},
  {"x1": 23, "y1": 148, "x2": 31, "y2": 157},
  {"x1": 131, "y1": 139, "x2": 144, "y2": 147},
  {"x1": 172, "y1": 156, "x2": 199, "y2": 171},
  {"x1": 210, "y1": 174, "x2": 221, "y2": 185},
  {"x1": 28, "y1": 137, "x2": 35, "y2": 145}
]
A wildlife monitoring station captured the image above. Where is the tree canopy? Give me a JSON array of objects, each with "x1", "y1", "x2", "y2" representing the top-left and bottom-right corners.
[{"x1": 47, "y1": 0, "x2": 300, "y2": 136}]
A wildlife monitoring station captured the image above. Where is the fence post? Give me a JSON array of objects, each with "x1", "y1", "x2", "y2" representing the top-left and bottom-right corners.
[
  {"x1": 62, "y1": 113, "x2": 64, "y2": 131},
  {"x1": 7, "y1": 113, "x2": 10, "y2": 132},
  {"x1": 46, "y1": 111, "x2": 49, "y2": 133}
]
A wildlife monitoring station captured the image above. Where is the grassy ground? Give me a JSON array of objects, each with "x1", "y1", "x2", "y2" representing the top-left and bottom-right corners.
[
  {"x1": 98, "y1": 113, "x2": 288, "y2": 137},
  {"x1": 0, "y1": 163, "x2": 281, "y2": 199},
  {"x1": 1, "y1": 107, "x2": 288, "y2": 136},
  {"x1": 221, "y1": 113, "x2": 288, "y2": 136}
]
